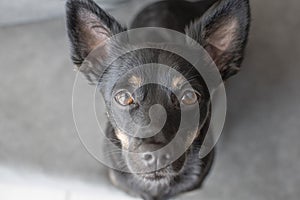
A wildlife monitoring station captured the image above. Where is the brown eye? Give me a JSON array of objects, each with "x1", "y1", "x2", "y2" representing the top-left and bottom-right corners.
[
  {"x1": 115, "y1": 90, "x2": 134, "y2": 106},
  {"x1": 181, "y1": 90, "x2": 201, "y2": 105}
]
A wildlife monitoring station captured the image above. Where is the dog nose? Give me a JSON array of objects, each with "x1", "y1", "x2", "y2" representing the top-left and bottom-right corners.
[{"x1": 141, "y1": 152, "x2": 171, "y2": 168}]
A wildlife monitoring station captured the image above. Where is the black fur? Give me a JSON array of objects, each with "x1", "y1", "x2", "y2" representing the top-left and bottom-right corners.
[
  {"x1": 185, "y1": 0, "x2": 251, "y2": 79},
  {"x1": 66, "y1": 0, "x2": 250, "y2": 199},
  {"x1": 66, "y1": 0, "x2": 126, "y2": 66}
]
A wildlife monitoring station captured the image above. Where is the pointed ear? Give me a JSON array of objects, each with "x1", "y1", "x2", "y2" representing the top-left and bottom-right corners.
[
  {"x1": 186, "y1": 0, "x2": 250, "y2": 80},
  {"x1": 66, "y1": 0, "x2": 125, "y2": 67}
]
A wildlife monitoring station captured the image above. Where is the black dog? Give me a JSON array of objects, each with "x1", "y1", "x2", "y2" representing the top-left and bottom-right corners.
[{"x1": 66, "y1": 0, "x2": 250, "y2": 199}]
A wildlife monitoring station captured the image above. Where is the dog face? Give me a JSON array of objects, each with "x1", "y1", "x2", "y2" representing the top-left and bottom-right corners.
[
  {"x1": 66, "y1": 0, "x2": 250, "y2": 191},
  {"x1": 101, "y1": 50, "x2": 211, "y2": 178}
]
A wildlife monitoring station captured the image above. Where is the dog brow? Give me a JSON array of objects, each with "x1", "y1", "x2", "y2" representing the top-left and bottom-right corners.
[
  {"x1": 128, "y1": 75, "x2": 142, "y2": 87},
  {"x1": 172, "y1": 76, "x2": 185, "y2": 89}
]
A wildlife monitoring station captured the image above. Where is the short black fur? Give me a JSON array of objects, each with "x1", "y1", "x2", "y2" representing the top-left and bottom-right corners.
[{"x1": 66, "y1": 0, "x2": 250, "y2": 199}]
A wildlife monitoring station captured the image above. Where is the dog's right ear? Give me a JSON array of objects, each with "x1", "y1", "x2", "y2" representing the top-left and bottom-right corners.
[{"x1": 66, "y1": 0, "x2": 125, "y2": 68}]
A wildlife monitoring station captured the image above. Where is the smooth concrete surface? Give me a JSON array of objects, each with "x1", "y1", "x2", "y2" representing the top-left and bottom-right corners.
[
  {"x1": 0, "y1": 0, "x2": 300, "y2": 199},
  {"x1": 0, "y1": 0, "x2": 65, "y2": 26}
]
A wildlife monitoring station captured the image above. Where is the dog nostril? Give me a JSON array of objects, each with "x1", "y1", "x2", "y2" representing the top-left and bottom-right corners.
[
  {"x1": 143, "y1": 153, "x2": 153, "y2": 162},
  {"x1": 163, "y1": 154, "x2": 171, "y2": 160}
]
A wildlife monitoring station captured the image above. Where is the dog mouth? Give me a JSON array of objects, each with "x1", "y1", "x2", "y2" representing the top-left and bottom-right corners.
[{"x1": 140, "y1": 168, "x2": 171, "y2": 181}]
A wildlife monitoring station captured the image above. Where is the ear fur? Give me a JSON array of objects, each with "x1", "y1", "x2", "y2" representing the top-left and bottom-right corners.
[
  {"x1": 66, "y1": 0, "x2": 125, "y2": 66},
  {"x1": 186, "y1": 0, "x2": 250, "y2": 80}
]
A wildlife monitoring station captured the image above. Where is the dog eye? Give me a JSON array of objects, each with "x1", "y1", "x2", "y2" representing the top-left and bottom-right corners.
[
  {"x1": 181, "y1": 90, "x2": 201, "y2": 105},
  {"x1": 115, "y1": 90, "x2": 134, "y2": 106}
]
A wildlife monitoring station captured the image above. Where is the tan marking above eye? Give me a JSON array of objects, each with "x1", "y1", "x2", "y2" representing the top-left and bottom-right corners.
[
  {"x1": 128, "y1": 75, "x2": 142, "y2": 87},
  {"x1": 172, "y1": 76, "x2": 185, "y2": 89}
]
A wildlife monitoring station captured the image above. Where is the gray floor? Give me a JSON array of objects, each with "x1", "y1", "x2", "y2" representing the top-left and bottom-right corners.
[{"x1": 0, "y1": 0, "x2": 300, "y2": 199}]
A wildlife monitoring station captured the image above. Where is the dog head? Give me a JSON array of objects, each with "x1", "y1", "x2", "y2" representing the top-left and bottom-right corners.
[{"x1": 66, "y1": 0, "x2": 250, "y2": 183}]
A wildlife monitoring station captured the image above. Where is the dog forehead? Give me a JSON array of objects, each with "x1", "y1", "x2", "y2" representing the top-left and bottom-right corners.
[
  {"x1": 126, "y1": 69, "x2": 186, "y2": 90},
  {"x1": 110, "y1": 49, "x2": 195, "y2": 90},
  {"x1": 128, "y1": 75, "x2": 142, "y2": 87}
]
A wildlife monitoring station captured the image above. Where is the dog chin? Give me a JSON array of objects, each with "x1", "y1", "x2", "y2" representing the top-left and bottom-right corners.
[{"x1": 133, "y1": 153, "x2": 186, "y2": 183}]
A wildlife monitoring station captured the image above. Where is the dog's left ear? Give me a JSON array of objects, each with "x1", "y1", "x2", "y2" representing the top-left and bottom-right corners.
[
  {"x1": 66, "y1": 0, "x2": 125, "y2": 68},
  {"x1": 186, "y1": 0, "x2": 250, "y2": 80}
]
